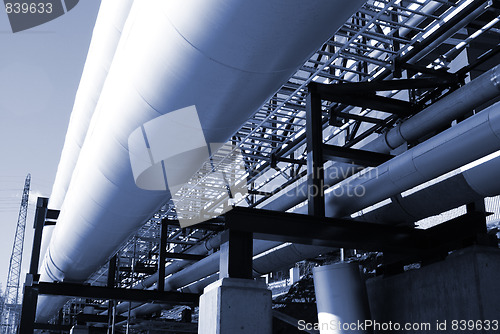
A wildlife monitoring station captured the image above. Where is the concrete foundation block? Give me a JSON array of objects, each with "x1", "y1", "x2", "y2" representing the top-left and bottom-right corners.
[
  {"x1": 198, "y1": 277, "x2": 272, "y2": 334},
  {"x1": 366, "y1": 246, "x2": 500, "y2": 333}
]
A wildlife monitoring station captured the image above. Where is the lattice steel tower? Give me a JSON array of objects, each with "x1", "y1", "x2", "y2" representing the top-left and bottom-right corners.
[{"x1": 2, "y1": 174, "x2": 30, "y2": 334}]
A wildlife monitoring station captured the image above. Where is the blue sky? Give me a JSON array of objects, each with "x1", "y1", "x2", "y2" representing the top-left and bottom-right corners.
[{"x1": 0, "y1": 1, "x2": 101, "y2": 292}]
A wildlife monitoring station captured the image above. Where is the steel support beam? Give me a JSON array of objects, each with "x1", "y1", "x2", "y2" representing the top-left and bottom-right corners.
[
  {"x1": 319, "y1": 90, "x2": 416, "y2": 116},
  {"x1": 18, "y1": 274, "x2": 38, "y2": 334},
  {"x1": 219, "y1": 207, "x2": 493, "y2": 255},
  {"x1": 323, "y1": 144, "x2": 393, "y2": 166},
  {"x1": 306, "y1": 84, "x2": 325, "y2": 217},
  {"x1": 158, "y1": 220, "x2": 168, "y2": 292},
  {"x1": 321, "y1": 77, "x2": 458, "y2": 93},
  {"x1": 162, "y1": 253, "x2": 206, "y2": 261},
  {"x1": 107, "y1": 255, "x2": 117, "y2": 330},
  {"x1": 223, "y1": 207, "x2": 424, "y2": 253},
  {"x1": 162, "y1": 218, "x2": 224, "y2": 232},
  {"x1": 219, "y1": 229, "x2": 253, "y2": 279},
  {"x1": 29, "y1": 197, "x2": 48, "y2": 276},
  {"x1": 33, "y1": 323, "x2": 72, "y2": 331},
  {"x1": 35, "y1": 282, "x2": 199, "y2": 305}
]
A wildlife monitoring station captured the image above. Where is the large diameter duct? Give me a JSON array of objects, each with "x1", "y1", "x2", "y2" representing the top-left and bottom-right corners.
[
  {"x1": 40, "y1": 0, "x2": 364, "y2": 286},
  {"x1": 313, "y1": 263, "x2": 371, "y2": 334},
  {"x1": 49, "y1": 0, "x2": 134, "y2": 209},
  {"x1": 38, "y1": 0, "x2": 365, "y2": 321},
  {"x1": 326, "y1": 101, "x2": 500, "y2": 218},
  {"x1": 265, "y1": 65, "x2": 500, "y2": 212},
  {"x1": 358, "y1": 153, "x2": 500, "y2": 225},
  {"x1": 40, "y1": 0, "x2": 134, "y2": 270}
]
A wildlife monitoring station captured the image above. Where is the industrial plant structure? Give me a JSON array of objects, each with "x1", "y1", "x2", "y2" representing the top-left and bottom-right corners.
[{"x1": 15, "y1": 0, "x2": 500, "y2": 333}]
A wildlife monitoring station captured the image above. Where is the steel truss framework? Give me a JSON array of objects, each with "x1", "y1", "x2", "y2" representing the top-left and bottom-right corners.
[{"x1": 52, "y1": 0, "x2": 499, "y2": 327}]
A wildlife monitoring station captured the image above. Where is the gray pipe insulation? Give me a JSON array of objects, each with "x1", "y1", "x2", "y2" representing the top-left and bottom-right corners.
[
  {"x1": 357, "y1": 152, "x2": 500, "y2": 225},
  {"x1": 313, "y1": 263, "x2": 371, "y2": 334},
  {"x1": 39, "y1": 0, "x2": 135, "y2": 272},
  {"x1": 323, "y1": 101, "x2": 500, "y2": 218}
]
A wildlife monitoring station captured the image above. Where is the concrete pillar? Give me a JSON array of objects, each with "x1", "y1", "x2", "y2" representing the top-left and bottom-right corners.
[
  {"x1": 198, "y1": 278, "x2": 272, "y2": 334},
  {"x1": 290, "y1": 266, "x2": 300, "y2": 285}
]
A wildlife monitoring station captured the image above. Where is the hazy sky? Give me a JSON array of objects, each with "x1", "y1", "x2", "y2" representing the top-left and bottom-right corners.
[{"x1": 0, "y1": 1, "x2": 101, "y2": 292}]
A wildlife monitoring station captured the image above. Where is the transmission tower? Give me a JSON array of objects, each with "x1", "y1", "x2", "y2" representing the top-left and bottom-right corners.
[{"x1": 2, "y1": 174, "x2": 30, "y2": 334}]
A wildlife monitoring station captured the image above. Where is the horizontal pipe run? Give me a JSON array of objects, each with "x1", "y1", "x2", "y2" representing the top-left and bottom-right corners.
[
  {"x1": 326, "y1": 101, "x2": 500, "y2": 218},
  {"x1": 264, "y1": 65, "x2": 500, "y2": 212},
  {"x1": 357, "y1": 153, "x2": 500, "y2": 225}
]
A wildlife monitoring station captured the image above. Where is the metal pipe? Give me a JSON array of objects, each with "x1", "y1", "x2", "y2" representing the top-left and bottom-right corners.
[
  {"x1": 264, "y1": 65, "x2": 500, "y2": 212},
  {"x1": 357, "y1": 152, "x2": 500, "y2": 225},
  {"x1": 39, "y1": 0, "x2": 135, "y2": 273},
  {"x1": 326, "y1": 101, "x2": 500, "y2": 218}
]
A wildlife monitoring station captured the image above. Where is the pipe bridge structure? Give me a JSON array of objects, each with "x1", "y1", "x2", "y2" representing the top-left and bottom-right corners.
[{"x1": 17, "y1": 0, "x2": 500, "y2": 333}]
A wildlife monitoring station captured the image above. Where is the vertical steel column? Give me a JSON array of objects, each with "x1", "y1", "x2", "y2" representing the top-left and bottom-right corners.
[
  {"x1": 466, "y1": 199, "x2": 494, "y2": 246},
  {"x1": 466, "y1": 200, "x2": 487, "y2": 233},
  {"x1": 19, "y1": 197, "x2": 48, "y2": 334},
  {"x1": 219, "y1": 229, "x2": 253, "y2": 279},
  {"x1": 29, "y1": 197, "x2": 48, "y2": 276},
  {"x1": 107, "y1": 255, "x2": 117, "y2": 334},
  {"x1": 306, "y1": 83, "x2": 325, "y2": 217},
  {"x1": 18, "y1": 274, "x2": 38, "y2": 334},
  {"x1": 157, "y1": 220, "x2": 168, "y2": 292}
]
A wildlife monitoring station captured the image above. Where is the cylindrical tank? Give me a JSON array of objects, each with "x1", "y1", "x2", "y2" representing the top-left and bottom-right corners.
[{"x1": 313, "y1": 263, "x2": 371, "y2": 334}]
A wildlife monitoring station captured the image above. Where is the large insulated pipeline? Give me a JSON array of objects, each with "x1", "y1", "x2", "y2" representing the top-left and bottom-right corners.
[
  {"x1": 357, "y1": 152, "x2": 500, "y2": 225},
  {"x1": 37, "y1": 0, "x2": 365, "y2": 321},
  {"x1": 325, "y1": 101, "x2": 500, "y2": 218},
  {"x1": 40, "y1": 0, "x2": 134, "y2": 269},
  {"x1": 264, "y1": 65, "x2": 500, "y2": 212},
  {"x1": 49, "y1": 0, "x2": 134, "y2": 209}
]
